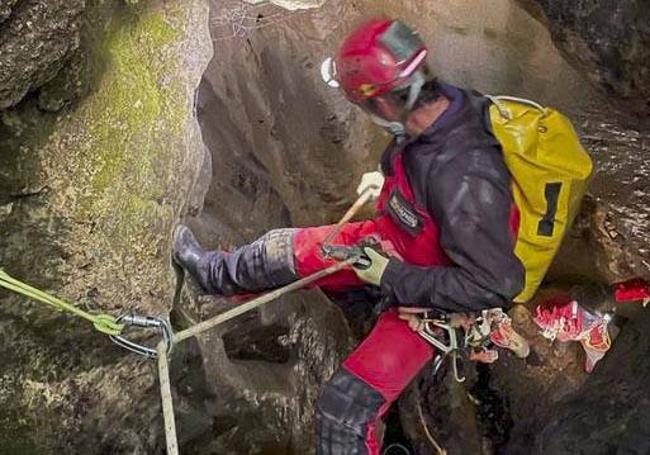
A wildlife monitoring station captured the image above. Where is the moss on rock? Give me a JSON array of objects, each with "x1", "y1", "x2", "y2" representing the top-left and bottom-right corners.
[{"x1": 0, "y1": 0, "x2": 211, "y2": 451}]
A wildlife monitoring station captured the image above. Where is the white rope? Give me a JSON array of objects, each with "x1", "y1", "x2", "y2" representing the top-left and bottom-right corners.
[
  {"x1": 157, "y1": 342, "x2": 179, "y2": 455},
  {"x1": 416, "y1": 397, "x2": 447, "y2": 455}
]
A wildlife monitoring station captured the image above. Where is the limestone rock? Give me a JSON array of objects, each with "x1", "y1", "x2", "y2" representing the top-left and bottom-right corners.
[
  {"x1": 0, "y1": 0, "x2": 19, "y2": 25},
  {"x1": 0, "y1": 0, "x2": 85, "y2": 109},
  {"x1": 0, "y1": 0, "x2": 212, "y2": 451},
  {"x1": 521, "y1": 0, "x2": 650, "y2": 115}
]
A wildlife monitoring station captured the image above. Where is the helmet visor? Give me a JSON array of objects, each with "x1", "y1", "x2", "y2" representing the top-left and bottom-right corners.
[{"x1": 378, "y1": 21, "x2": 425, "y2": 65}]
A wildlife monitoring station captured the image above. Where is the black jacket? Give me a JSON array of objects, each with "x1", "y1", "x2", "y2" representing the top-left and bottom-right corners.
[{"x1": 379, "y1": 83, "x2": 525, "y2": 313}]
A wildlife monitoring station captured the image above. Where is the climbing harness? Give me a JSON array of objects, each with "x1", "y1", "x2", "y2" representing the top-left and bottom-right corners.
[
  {"x1": 0, "y1": 269, "x2": 124, "y2": 336},
  {"x1": 109, "y1": 314, "x2": 174, "y2": 360},
  {"x1": 415, "y1": 308, "x2": 530, "y2": 383}
]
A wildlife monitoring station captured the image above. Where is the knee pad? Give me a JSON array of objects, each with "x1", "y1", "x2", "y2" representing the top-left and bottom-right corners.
[
  {"x1": 258, "y1": 228, "x2": 299, "y2": 287},
  {"x1": 316, "y1": 369, "x2": 385, "y2": 454}
]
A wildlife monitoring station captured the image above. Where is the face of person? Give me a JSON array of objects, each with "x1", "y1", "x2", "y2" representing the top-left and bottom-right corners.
[{"x1": 361, "y1": 93, "x2": 404, "y2": 122}]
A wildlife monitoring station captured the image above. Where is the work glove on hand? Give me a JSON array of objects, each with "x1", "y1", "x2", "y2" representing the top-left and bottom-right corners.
[
  {"x1": 352, "y1": 247, "x2": 389, "y2": 287},
  {"x1": 356, "y1": 171, "x2": 385, "y2": 201}
]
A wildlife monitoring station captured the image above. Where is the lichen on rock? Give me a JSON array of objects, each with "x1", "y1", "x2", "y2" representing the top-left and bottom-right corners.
[{"x1": 0, "y1": 0, "x2": 211, "y2": 451}]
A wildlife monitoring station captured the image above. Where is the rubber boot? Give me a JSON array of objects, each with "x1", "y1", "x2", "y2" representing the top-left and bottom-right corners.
[{"x1": 172, "y1": 225, "x2": 213, "y2": 293}]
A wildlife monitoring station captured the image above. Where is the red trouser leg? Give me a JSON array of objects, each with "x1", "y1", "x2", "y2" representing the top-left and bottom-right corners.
[
  {"x1": 295, "y1": 222, "x2": 434, "y2": 453},
  {"x1": 316, "y1": 310, "x2": 435, "y2": 454},
  {"x1": 345, "y1": 311, "x2": 435, "y2": 453}
]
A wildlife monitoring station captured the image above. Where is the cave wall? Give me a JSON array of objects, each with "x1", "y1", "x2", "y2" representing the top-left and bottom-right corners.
[
  {"x1": 0, "y1": 1, "x2": 211, "y2": 452},
  {"x1": 520, "y1": 0, "x2": 650, "y2": 116},
  {"x1": 195, "y1": 1, "x2": 650, "y2": 453}
]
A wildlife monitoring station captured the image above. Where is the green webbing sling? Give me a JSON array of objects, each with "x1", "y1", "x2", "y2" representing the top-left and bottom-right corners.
[{"x1": 0, "y1": 269, "x2": 124, "y2": 336}]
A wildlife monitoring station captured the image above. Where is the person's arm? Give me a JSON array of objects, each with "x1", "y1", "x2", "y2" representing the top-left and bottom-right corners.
[{"x1": 380, "y1": 150, "x2": 525, "y2": 313}]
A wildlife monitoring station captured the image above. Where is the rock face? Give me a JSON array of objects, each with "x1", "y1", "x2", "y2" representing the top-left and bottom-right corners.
[
  {"x1": 0, "y1": 0, "x2": 85, "y2": 109},
  {"x1": 549, "y1": 105, "x2": 650, "y2": 284},
  {"x1": 522, "y1": 0, "x2": 650, "y2": 116},
  {"x1": 534, "y1": 305, "x2": 650, "y2": 454},
  {"x1": 173, "y1": 289, "x2": 355, "y2": 453},
  {"x1": 0, "y1": 0, "x2": 212, "y2": 451}
]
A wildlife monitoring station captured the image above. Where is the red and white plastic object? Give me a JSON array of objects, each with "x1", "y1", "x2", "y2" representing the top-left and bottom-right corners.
[
  {"x1": 488, "y1": 310, "x2": 530, "y2": 359},
  {"x1": 614, "y1": 278, "x2": 650, "y2": 307},
  {"x1": 533, "y1": 294, "x2": 612, "y2": 373}
]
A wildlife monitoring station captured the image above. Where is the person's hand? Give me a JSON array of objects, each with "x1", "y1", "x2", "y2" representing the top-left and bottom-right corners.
[
  {"x1": 397, "y1": 307, "x2": 431, "y2": 332},
  {"x1": 356, "y1": 171, "x2": 384, "y2": 201},
  {"x1": 352, "y1": 247, "x2": 389, "y2": 287}
]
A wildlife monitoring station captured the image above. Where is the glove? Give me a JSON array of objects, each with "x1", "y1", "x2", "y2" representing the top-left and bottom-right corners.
[
  {"x1": 356, "y1": 171, "x2": 384, "y2": 201},
  {"x1": 353, "y1": 247, "x2": 389, "y2": 287}
]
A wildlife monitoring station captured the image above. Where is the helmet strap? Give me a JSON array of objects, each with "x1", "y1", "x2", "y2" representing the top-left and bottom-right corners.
[
  {"x1": 368, "y1": 114, "x2": 406, "y2": 140},
  {"x1": 367, "y1": 71, "x2": 425, "y2": 141},
  {"x1": 404, "y1": 71, "x2": 425, "y2": 112}
]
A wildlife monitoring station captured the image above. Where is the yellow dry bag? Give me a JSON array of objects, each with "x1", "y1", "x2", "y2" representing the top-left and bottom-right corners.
[{"x1": 487, "y1": 96, "x2": 593, "y2": 303}]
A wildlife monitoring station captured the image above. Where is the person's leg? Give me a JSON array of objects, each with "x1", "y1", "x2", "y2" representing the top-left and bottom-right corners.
[
  {"x1": 316, "y1": 310, "x2": 435, "y2": 454},
  {"x1": 173, "y1": 225, "x2": 300, "y2": 295},
  {"x1": 173, "y1": 221, "x2": 379, "y2": 295}
]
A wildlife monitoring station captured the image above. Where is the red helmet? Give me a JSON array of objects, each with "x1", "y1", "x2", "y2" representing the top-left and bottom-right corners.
[{"x1": 322, "y1": 19, "x2": 428, "y2": 104}]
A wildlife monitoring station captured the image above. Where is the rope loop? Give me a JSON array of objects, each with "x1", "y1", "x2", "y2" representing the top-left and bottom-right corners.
[{"x1": 93, "y1": 314, "x2": 125, "y2": 336}]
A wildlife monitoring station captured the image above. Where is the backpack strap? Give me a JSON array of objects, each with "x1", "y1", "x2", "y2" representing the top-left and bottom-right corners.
[{"x1": 486, "y1": 95, "x2": 546, "y2": 120}]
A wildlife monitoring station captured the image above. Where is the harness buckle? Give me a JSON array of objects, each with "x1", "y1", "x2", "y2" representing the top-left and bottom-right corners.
[{"x1": 109, "y1": 314, "x2": 174, "y2": 360}]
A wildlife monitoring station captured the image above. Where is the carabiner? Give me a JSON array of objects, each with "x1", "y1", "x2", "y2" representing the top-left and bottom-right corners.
[
  {"x1": 109, "y1": 314, "x2": 174, "y2": 360},
  {"x1": 418, "y1": 319, "x2": 458, "y2": 354}
]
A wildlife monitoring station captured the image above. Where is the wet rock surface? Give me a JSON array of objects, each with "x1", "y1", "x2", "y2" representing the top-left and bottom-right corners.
[
  {"x1": 550, "y1": 105, "x2": 650, "y2": 284},
  {"x1": 521, "y1": 0, "x2": 650, "y2": 116}
]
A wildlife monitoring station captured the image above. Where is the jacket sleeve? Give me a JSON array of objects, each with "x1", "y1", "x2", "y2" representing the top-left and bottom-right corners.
[{"x1": 379, "y1": 149, "x2": 525, "y2": 313}]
